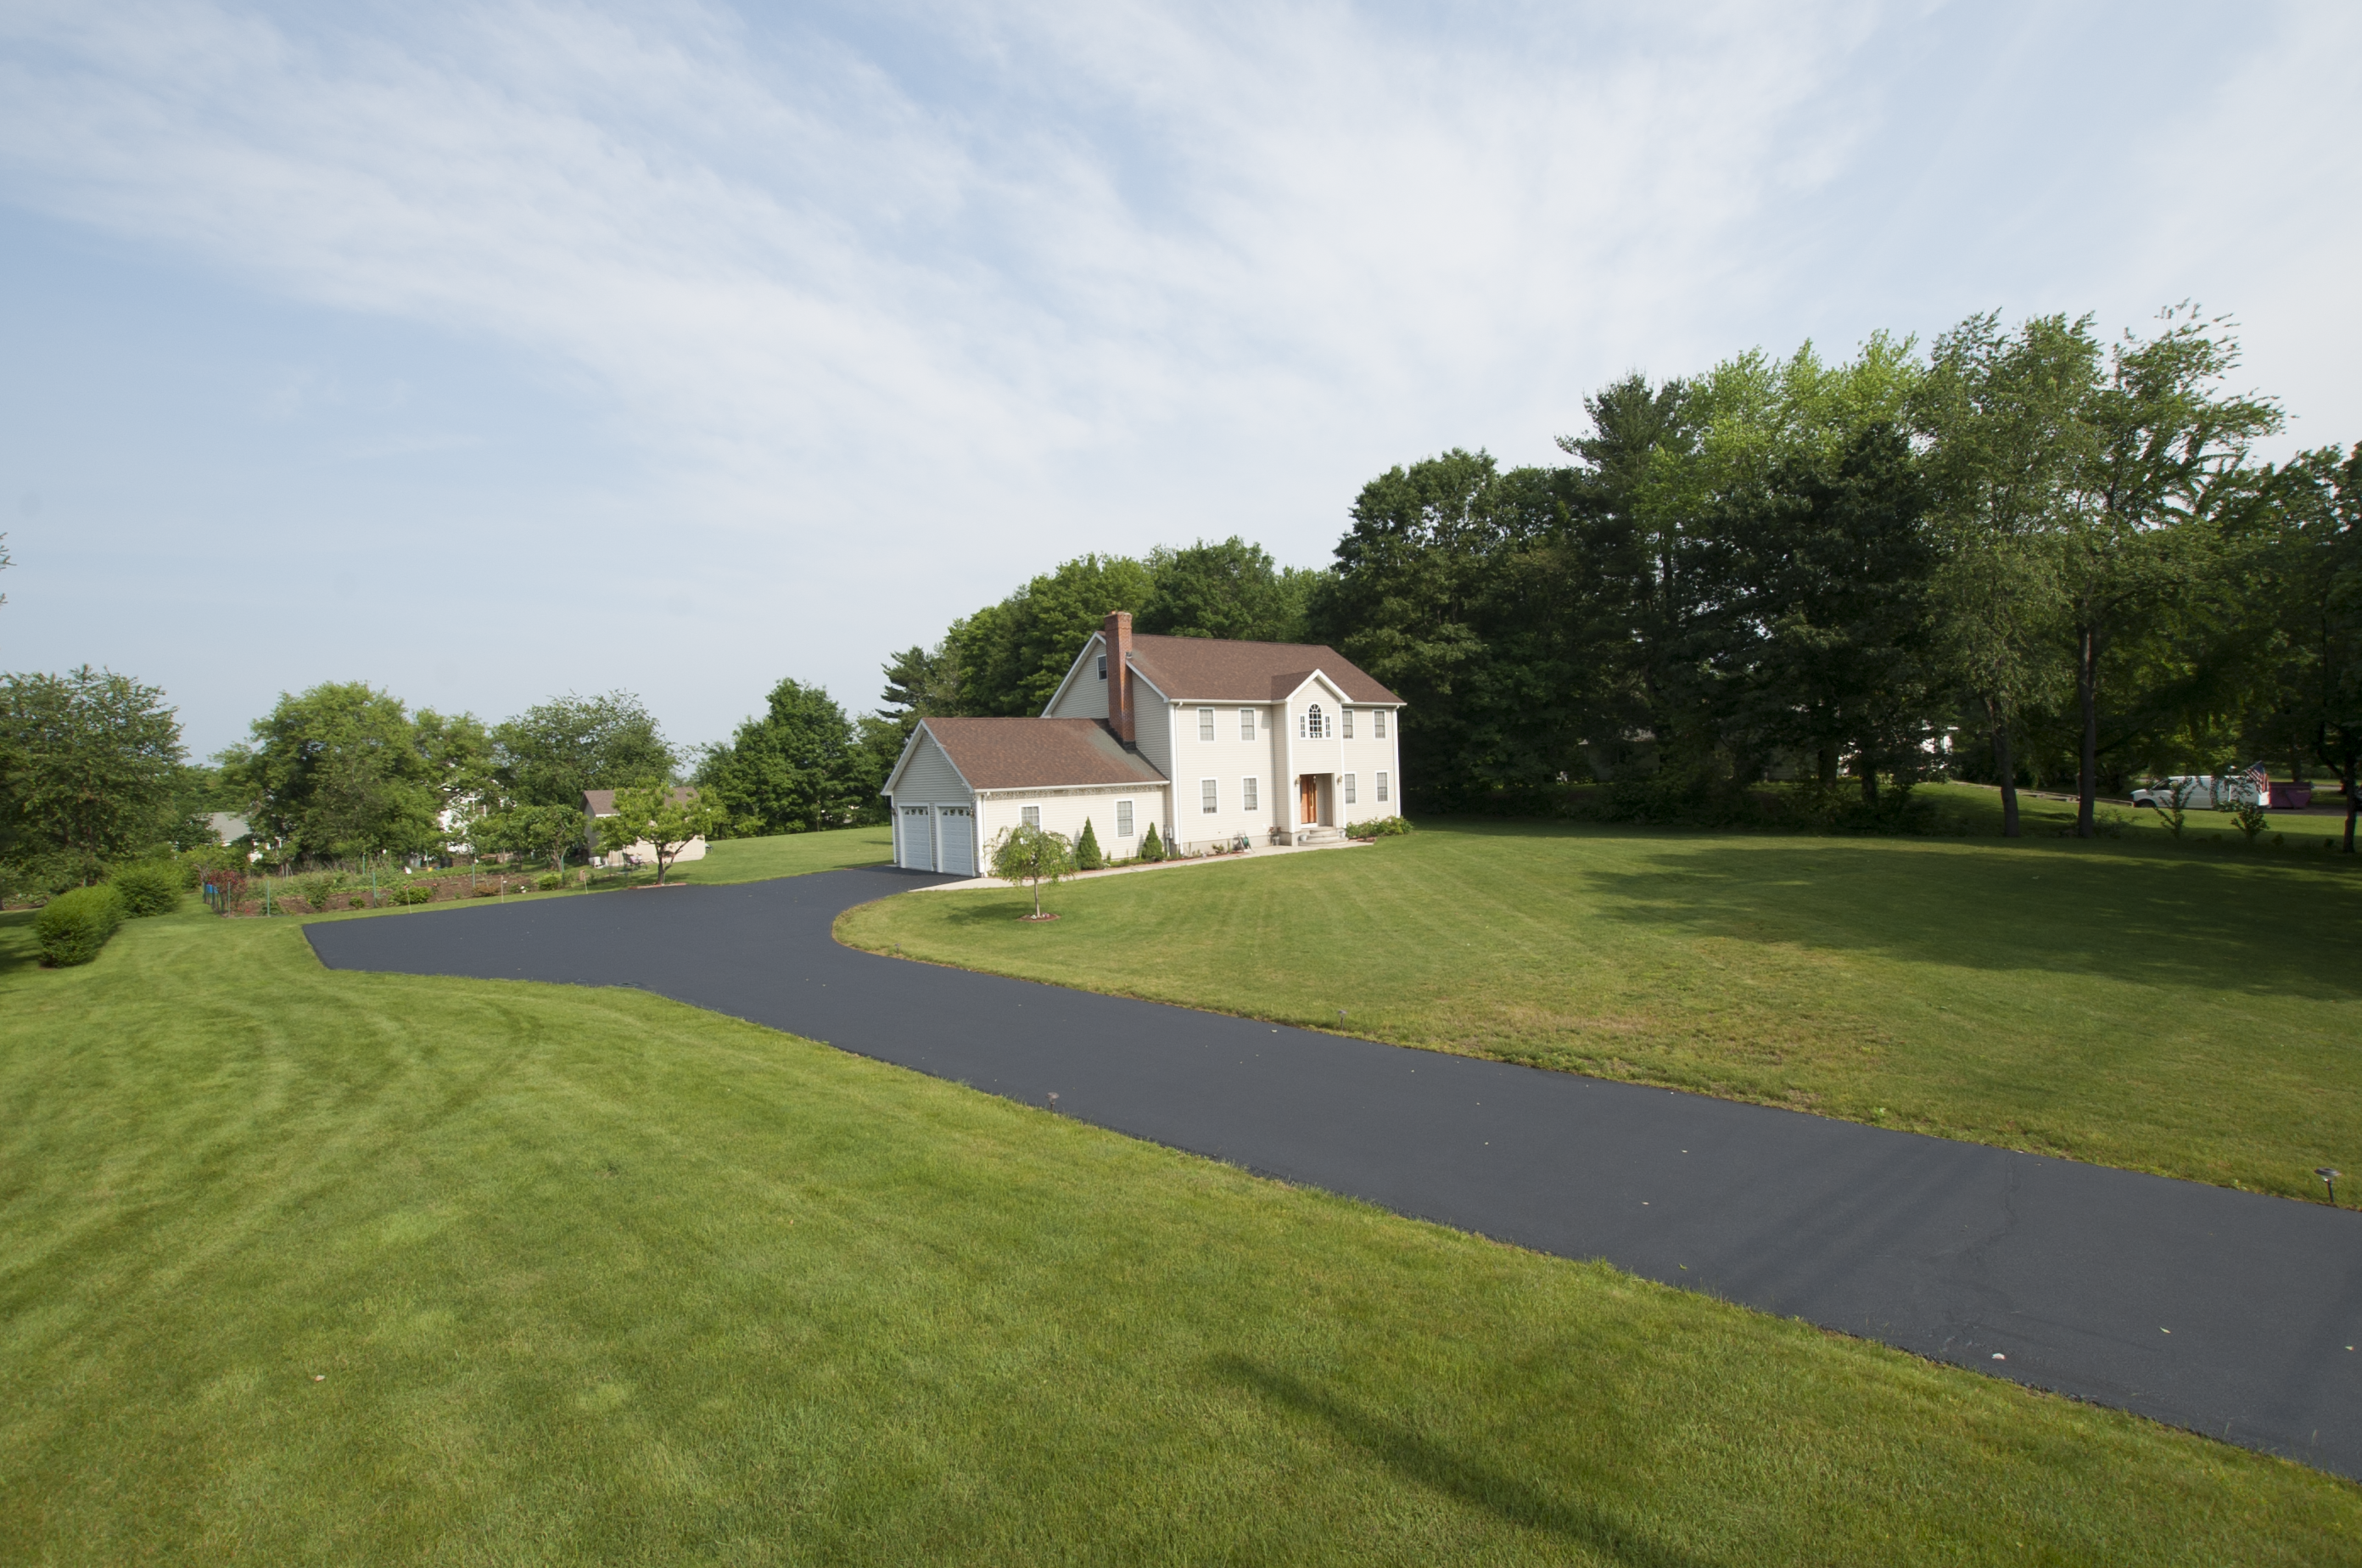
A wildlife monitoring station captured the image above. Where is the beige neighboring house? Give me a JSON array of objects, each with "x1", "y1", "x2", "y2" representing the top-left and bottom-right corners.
[
  {"x1": 582, "y1": 786, "x2": 710, "y2": 869},
  {"x1": 880, "y1": 612, "x2": 1404, "y2": 873}
]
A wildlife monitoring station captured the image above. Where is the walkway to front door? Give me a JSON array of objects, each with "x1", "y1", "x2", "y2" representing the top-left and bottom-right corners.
[{"x1": 1298, "y1": 774, "x2": 1318, "y2": 826}]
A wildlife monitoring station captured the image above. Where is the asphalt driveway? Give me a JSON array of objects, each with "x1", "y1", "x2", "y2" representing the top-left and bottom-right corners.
[{"x1": 307, "y1": 864, "x2": 2362, "y2": 1479}]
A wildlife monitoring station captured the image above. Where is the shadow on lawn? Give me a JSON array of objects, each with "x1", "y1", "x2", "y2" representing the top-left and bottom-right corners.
[
  {"x1": 1579, "y1": 840, "x2": 2362, "y2": 1002},
  {"x1": 1213, "y1": 1356, "x2": 1724, "y2": 1568}
]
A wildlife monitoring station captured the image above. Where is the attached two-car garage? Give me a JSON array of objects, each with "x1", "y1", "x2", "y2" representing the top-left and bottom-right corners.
[{"x1": 894, "y1": 803, "x2": 975, "y2": 876}]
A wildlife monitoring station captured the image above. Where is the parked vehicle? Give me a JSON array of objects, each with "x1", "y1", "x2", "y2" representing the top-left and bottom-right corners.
[{"x1": 2130, "y1": 770, "x2": 2263, "y2": 811}]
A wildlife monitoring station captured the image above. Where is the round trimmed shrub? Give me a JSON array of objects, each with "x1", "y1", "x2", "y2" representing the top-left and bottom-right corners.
[
  {"x1": 36, "y1": 885, "x2": 128, "y2": 966},
  {"x1": 535, "y1": 872, "x2": 564, "y2": 891},
  {"x1": 389, "y1": 882, "x2": 434, "y2": 906},
  {"x1": 108, "y1": 861, "x2": 184, "y2": 917}
]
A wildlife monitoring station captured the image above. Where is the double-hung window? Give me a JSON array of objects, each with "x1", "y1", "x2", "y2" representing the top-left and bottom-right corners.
[
  {"x1": 1376, "y1": 772, "x2": 1390, "y2": 803},
  {"x1": 1116, "y1": 799, "x2": 1134, "y2": 837},
  {"x1": 1201, "y1": 779, "x2": 1219, "y2": 814},
  {"x1": 1242, "y1": 777, "x2": 1259, "y2": 811},
  {"x1": 1375, "y1": 710, "x2": 1388, "y2": 739},
  {"x1": 1199, "y1": 708, "x2": 1216, "y2": 742},
  {"x1": 1240, "y1": 708, "x2": 1256, "y2": 739},
  {"x1": 1097, "y1": 653, "x2": 1107, "y2": 680},
  {"x1": 1021, "y1": 805, "x2": 1041, "y2": 829},
  {"x1": 1344, "y1": 773, "x2": 1357, "y2": 805},
  {"x1": 1343, "y1": 708, "x2": 1355, "y2": 738}
]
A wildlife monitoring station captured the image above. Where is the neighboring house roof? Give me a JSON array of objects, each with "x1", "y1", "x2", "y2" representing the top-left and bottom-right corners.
[
  {"x1": 918, "y1": 717, "x2": 1167, "y2": 791},
  {"x1": 582, "y1": 786, "x2": 698, "y2": 817},
  {"x1": 1122, "y1": 635, "x2": 1402, "y2": 704}
]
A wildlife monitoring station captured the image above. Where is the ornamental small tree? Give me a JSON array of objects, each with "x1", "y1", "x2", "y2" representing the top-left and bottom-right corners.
[
  {"x1": 596, "y1": 785, "x2": 726, "y2": 885},
  {"x1": 1075, "y1": 816, "x2": 1104, "y2": 871},
  {"x1": 1139, "y1": 822, "x2": 1164, "y2": 862},
  {"x1": 988, "y1": 821, "x2": 1075, "y2": 919}
]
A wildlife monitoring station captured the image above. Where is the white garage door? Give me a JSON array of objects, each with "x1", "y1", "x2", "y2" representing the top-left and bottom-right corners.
[
  {"x1": 898, "y1": 804, "x2": 934, "y2": 871},
  {"x1": 937, "y1": 804, "x2": 975, "y2": 875}
]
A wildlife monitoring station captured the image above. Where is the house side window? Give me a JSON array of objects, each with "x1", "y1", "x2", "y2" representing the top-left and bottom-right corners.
[
  {"x1": 1201, "y1": 779, "x2": 1218, "y2": 813},
  {"x1": 1343, "y1": 708, "x2": 1354, "y2": 739},
  {"x1": 1199, "y1": 708, "x2": 1215, "y2": 742},
  {"x1": 1344, "y1": 773, "x2": 1357, "y2": 805},
  {"x1": 1242, "y1": 777, "x2": 1259, "y2": 811},
  {"x1": 1097, "y1": 654, "x2": 1107, "y2": 680},
  {"x1": 1375, "y1": 710, "x2": 1387, "y2": 739},
  {"x1": 1022, "y1": 805, "x2": 1041, "y2": 829},
  {"x1": 1376, "y1": 771, "x2": 1389, "y2": 802},
  {"x1": 1240, "y1": 708, "x2": 1256, "y2": 739},
  {"x1": 1117, "y1": 799, "x2": 1133, "y2": 837}
]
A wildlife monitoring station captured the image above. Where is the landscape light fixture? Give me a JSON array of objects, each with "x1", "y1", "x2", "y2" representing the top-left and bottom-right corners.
[{"x1": 2318, "y1": 1168, "x2": 2342, "y2": 1207}]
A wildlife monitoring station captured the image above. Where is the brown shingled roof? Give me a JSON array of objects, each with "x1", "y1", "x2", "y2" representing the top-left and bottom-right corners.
[
  {"x1": 1122, "y1": 635, "x2": 1402, "y2": 704},
  {"x1": 919, "y1": 718, "x2": 1168, "y2": 791}
]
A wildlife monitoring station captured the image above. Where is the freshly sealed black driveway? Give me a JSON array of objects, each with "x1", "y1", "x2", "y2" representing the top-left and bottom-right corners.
[{"x1": 308, "y1": 865, "x2": 2362, "y2": 1478}]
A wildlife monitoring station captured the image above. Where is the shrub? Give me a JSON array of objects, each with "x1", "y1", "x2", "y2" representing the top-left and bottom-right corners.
[
  {"x1": 2230, "y1": 801, "x2": 2269, "y2": 843},
  {"x1": 389, "y1": 882, "x2": 434, "y2": 906},
  {"x1": 1075, "y1": 818, "x2": 1104, "y2": 871},
  {"x1": 1346, "y1": 816, "x2": 1413, "y2": 839},
  {"x1": 108, "y1": 860, "x2": 184, "y2": 917},
  {"x1": 535, "y1": 872, "x2": 564, "y2": 891},
  {"x1": 36, "y1": 885, "x2": 127, "y2": 966},
  {"x1": 473, "y1": 883, "x2": 503, "y2": 898},
  {"x1": 1139, "y1": 823, "x2": 1164, "y2": 863}
]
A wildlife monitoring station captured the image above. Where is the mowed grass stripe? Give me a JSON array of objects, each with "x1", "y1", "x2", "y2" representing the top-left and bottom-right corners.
[
  {"x1": 838, "y1": 817, "x2": 2362, "y2": 1197},
  {"x1": 1, "y1": 905, "x2": 2354, "y2": 1561}
]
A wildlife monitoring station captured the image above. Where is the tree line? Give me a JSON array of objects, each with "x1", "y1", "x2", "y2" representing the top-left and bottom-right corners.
[
  {"x1": 6, "y1": 305, "x2": 2355, "y2": 886},
  {"x1": 884, "y1": 307, "x2": 2361, "y2": 844}
]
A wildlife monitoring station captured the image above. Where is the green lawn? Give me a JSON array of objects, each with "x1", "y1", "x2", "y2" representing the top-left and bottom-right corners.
[
  {"x1": 687, "y1": 824, "x2": 892, "y2": 883},
  {"x1": 840, "y1": 817, "x2": 2362, "y2": 1200},
  {"x1": 3, "y1": 905, "x2": 2355, "y2": 1561}
]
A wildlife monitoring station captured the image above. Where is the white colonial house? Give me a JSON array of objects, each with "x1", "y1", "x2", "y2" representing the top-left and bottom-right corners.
[{"x1": 882, "y1": 612, "x2": 1404, "y2": 874}]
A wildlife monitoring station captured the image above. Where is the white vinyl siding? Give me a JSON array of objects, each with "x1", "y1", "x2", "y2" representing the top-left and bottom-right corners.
[
  {"x1": 1199, "y1": 708, "x2": 1215, "y2": 742},
  {"x1": 1242, "y1": 777, "x2": 1258, "y2": 811},
  {"x1": 1377, "y1": 771, "x2": 1390, "y2": 802},
  {"x1": 1131, "y1": 679, "x2": 1174, "y2": 782},
  {"x1": 1117, "y1": 799, "x2": 1134, "y2": 837},
  {"x1": 1344, "y1": 774, "x2": 1357, "y2": 805},
  {"x1": 1201, "y1": 778, "x2": 1218, "y2": 814},
  {"x1": 1375, "y1": 710, "x2": 1387, "y2": 738},
  {"x1": 1021, "y1": 805, "x2": 1041, "y2": 829},
  {"x1": 938, "y1": 805, "x2": 975, "y2": 875},
  {"x1": 1239, "y1": 708, "x2": 1256, "y2": 739}
]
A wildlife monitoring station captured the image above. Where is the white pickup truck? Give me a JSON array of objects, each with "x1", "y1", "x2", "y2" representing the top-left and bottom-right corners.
[{"x1": 2129, "y1": 774, "x2": 2261, "y2": 811}]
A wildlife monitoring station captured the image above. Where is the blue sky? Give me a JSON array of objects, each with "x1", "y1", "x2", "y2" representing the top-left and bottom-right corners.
[{"x1": 3, "y1": 0, "x2": 2356, "y2": 758}]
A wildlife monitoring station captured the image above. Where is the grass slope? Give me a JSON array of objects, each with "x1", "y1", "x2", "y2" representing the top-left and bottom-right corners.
[
  {"x1": 3, "y1": 905, "x2": 2355, "y2": 1562},
  {"x1": 839, "y1": 819, "x2": 2362, "y2": 1199}
]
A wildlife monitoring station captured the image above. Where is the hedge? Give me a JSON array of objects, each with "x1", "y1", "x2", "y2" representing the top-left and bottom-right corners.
[
  {"x1": 108, "y1": 861, "x2": 184, "y2": 917},
  {"x1": 36, "y1": 885, "x2": 127, "y2": 967}
]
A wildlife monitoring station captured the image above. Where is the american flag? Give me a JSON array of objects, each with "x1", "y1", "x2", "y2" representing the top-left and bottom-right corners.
[{"x1": 2246, "y1": 762, "x2": 2270, "y2": 798}]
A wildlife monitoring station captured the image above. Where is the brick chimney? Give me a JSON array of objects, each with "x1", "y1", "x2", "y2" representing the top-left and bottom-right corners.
[{"x1": 1104, "y1": 610, "x2": 1134, "y2": 744}]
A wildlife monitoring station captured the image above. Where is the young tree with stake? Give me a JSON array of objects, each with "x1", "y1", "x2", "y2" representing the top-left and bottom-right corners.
[{"x1": 988, "y1": 821, "x2": 1076, "y2": 919}]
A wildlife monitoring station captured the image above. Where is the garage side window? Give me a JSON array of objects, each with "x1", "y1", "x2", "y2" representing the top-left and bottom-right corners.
[
  {"x1": 1022, "y1": 805, "x2": 1041, "y2": 829},
  {"x1": 1199, "y1": 708, "x2": 1215, "y2": 742},
  {"x1": 1201, "y1": 779, "x2": 1218, "y2": 814},
  {"x1": 1117, "y1": 799, "x2": 1133, "y2": 837},
  {"x1": 1242, "y1": 777, "x2": 1258, "y2": 811}
]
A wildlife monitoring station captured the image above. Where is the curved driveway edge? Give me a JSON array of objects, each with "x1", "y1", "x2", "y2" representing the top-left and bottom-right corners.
[{"x1": 306, "y1": 865, "x2": 2362, "y2": 1479}]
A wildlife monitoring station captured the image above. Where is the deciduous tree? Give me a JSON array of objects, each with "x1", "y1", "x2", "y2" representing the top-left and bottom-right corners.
[{"x1": 0, "y1": 666, "x2": 186, "y2": 885}]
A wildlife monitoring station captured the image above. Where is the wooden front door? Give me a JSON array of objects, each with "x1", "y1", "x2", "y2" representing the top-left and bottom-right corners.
[{"x1": 1299, "y1": 775, "x2": 1318, "y2": 826}]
